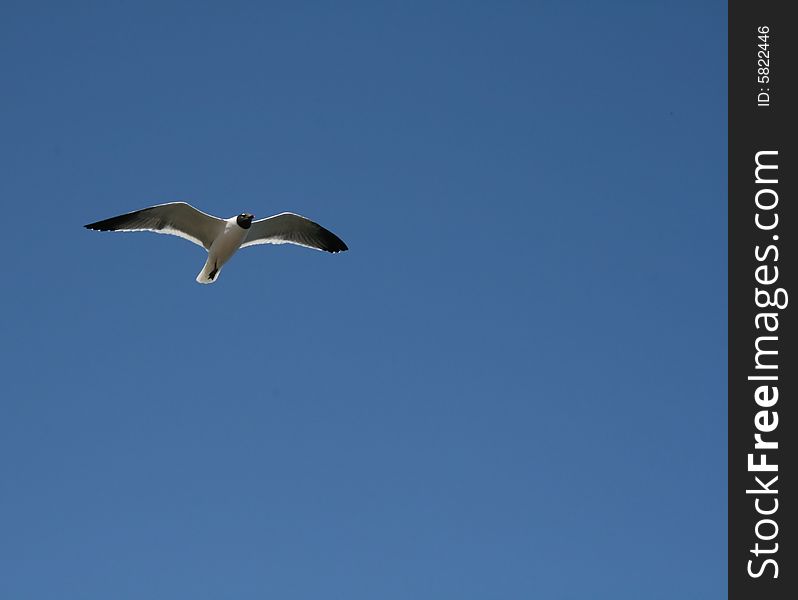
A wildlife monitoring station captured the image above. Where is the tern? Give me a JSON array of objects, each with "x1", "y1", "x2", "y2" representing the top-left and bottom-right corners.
[{"x1": 85, "y1": 202, "x2": 348, "y2": 284}]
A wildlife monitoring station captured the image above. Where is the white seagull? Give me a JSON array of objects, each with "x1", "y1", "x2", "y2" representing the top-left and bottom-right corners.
[{"x1": 85, "y1": 202, "x2": 348, "y2": 284}]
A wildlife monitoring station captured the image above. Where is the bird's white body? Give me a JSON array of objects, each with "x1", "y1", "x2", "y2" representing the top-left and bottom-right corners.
[
  {"x1": 84, "y1": 202, "x2": 348, "y2": 284},
  {"x1": 196, "y1": 217, "x2": 250, "y2": 284}
]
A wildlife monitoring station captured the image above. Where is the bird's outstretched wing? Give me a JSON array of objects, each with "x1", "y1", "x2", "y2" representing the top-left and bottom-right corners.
[
  {"x1": 84, "y1": 202, "x2": 226, "y2": 250},
  {"x1": 241, "y1": 212, "x2": 348, "y2": 253}
]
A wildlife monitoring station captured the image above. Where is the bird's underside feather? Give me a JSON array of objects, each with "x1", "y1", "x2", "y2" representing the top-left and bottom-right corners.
[
  {"x1": 241, "y1": 212, "x2": 348, "y2": 253},
  {"x1": 84, "y1": 202, "x2": 225, "y2": 250}
]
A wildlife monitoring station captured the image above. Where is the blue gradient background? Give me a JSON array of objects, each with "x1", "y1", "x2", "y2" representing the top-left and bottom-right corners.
[{"x1": 1, "y1": 1, "x2": 726, "y2": 598}]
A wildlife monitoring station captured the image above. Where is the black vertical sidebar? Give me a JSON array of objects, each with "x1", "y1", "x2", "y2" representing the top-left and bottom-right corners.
[{"x1": 729, "y1": 1, "x2": 795, "y2": 598}]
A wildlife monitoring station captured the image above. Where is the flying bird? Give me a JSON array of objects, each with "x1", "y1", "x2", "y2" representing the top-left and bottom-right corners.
[{"x1": 85, "y1": 202, "x2": 348, "y2": 284}]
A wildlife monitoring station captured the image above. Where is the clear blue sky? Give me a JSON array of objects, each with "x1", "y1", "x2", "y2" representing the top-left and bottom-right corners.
[{"x1": 1, "y1": 1, "x2": 726, "y2": 598}]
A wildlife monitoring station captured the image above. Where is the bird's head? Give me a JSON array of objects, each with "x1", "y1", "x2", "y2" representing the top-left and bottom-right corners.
[{"x1": 236, "y1": 213, "x2": 254, "y2": 229}]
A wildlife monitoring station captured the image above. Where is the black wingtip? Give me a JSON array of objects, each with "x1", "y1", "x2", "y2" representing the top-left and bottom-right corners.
[
  {"x1": 321, "y1": 227, "x2": 348, "y2": 253},
  {"x1": 84, "y1": 221, "x2": 112, "y2": 231},
  {"x1": 84, "y1": 208, "x2": 150, "y2": 232},
  {"x1": 325, "y1": 237, "x2": 348, "y2": 253}
]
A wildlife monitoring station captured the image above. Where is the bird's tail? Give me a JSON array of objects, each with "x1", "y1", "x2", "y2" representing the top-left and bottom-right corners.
[{"x1": 196, "y1": 257, "x2": 222, "y2": 284}]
